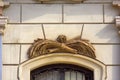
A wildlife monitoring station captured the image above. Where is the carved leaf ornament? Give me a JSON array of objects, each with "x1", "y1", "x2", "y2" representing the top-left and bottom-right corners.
[{"x1": 28, "y1": 35, "x2": 96, "y2": 59}]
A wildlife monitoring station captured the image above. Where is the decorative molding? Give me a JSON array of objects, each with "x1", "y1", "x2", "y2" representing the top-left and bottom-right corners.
[
  {"x1": 28, "y1": 35, "x2": 96, "y2": 59},
  {"x1": 113, "y1": 1, "x2": 120, "y2": 34},
  {"x1": 19, "y1": 53, "x2": 106, "y2": 80}
]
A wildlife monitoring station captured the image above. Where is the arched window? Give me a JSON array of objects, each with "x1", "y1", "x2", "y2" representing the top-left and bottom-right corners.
[{"x1": 31, "y1": 64, "x2": 94, "y2": 80}]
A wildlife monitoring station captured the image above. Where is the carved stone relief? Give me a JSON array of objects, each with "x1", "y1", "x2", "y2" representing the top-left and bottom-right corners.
[{"x1": 28, "y1": 35, "x2": 96, "y2": 59}]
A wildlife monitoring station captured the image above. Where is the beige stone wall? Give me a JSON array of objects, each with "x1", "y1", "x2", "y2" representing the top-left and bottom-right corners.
[{"x1": 2, "y1": 0, "x2": 120, "y2": 80}]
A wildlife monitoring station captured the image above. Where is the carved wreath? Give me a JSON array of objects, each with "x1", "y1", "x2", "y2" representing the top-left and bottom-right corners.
[{"x1": 28, "y1": 35, "x2": 96, "y2": 59}]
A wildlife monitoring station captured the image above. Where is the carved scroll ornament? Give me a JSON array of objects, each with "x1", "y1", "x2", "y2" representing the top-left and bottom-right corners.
[{"x1": 28, "y1": 35, "x2": 96, "y2": 59}]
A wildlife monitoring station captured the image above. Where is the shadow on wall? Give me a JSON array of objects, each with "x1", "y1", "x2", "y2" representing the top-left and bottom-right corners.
[
  {"x1": 111, "y1": 66, "x2": 120, "y2": 80},
  {"x1": 112, "y1": 45, "x2": 120, "y2": 64},
  {"x1": 96, "y1": 24, "x2": 120, "y2": 43}
]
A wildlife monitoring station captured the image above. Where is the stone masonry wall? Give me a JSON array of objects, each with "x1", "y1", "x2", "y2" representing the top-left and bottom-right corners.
[{"x1": 2, "y1": 0, "x2": 120, "y2": 80}]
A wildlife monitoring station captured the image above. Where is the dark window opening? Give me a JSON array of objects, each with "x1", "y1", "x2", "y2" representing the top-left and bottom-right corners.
[{"x1": 31, "y1": 64, "x2": 94, "y2": 80}]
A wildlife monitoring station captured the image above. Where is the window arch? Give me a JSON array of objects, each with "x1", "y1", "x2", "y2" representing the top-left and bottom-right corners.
[
  {"x1": 18, "y1": 53, "x2": 106, "y2": 80},
  {"x1": 30, "y1": 64, "x2": 94, "y2": 80}
]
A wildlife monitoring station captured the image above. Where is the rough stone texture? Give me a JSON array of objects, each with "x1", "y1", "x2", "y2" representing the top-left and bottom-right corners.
[
  {"x1": 3, "y1": 4, "x2": 20, "y2": 23},
  {"x1": 94, "y1": 45, "x2": 120, "y2": 65},
  {"x1": 64, "y1": 4, "x2": 103, "y2": 23},
  {"x1": 82, "y1": 24, "x2": 120, "y2": 43},
  {"x1": 2, "y1": 45, "x2": 20, "y2": 64},
  {"x1": 21, "y1": 45, "x2": 31, "y2": 62},
  {"x1": 107, "y1": 66, "x2": 120, "y2": 80},
  {"x1": 104, "y1": 4, "x2": 120, "y2": 23},
  {"x1": 22, "y1": 4, "x2": 62, "y2": 23},
  {"x1": 3, "y1": 24, "x2": 44, "y2": 43},
  {"x1": 43, "y1": 24, "x2": 83, "y2": 40},
  {"x1": 2, "y1": 66, "x2": 18, "y2": 80}
]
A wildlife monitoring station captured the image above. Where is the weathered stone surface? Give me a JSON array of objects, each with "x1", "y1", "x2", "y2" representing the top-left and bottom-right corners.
[
  {"x1": 2, "y1": 45, "x2": 20, "y2": 64},
  {"x1": 43, "y1": 24, "x2": 83, "y2": 40},
  {"x1": 3, "y1": 4, "x2": 20, "y2": 23},
  {"x1": 21, "y1": 45, "x2": 31, "y2": 62},
  {"x1": 95, "y1": 45, "x2": 120, "y2": 64},
  {"x1": 82, "y1": 24, "x2": 120, "y2": 43},
  {"x1": 2, "y1": 66, "x2": 18, "y2": 80},
  {"x1": 22, "y1": 4, "x2": 62, "y2": 23},
  {"x1": 107, "y1": 66, "x2": 120, "y2": 80},
  {"x1": 3, "y1": 24, "x2": 44, "y2": 43},
  {"x1": 104, "y1": 4, "x2": 119, "y2": 23},
  {"x1": 64, "y1": 4, "x2": 103, "y2": 23}
]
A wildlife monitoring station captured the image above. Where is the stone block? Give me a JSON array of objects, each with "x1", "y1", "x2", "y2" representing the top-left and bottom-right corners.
[
  {"x1": 82, "y1": 24, "x2": 120, "y2": 43},
  {"x1": 107, "y1": 66, "x2": 120, "y2": 80},
  {"x1": 3, "y1": 4, "x2": 20, "y2": 23},
  {"x1": 22, "y1": 4, "x2": 62, "y2": 23},
  {"x1": 2, "y1": 66, "x2": 18, "y2": 80},
  {"x1": 21, "y1": 45, "x2": 31, "y2": 63},
  {"x1": 3, "y1": 24, "x2": 44, "y2": 43},
  {"x1": 43, "y1": 24, "x2": 83, "y2": 40},
  {"x1": 104, "y1": 4, "x2": 120, "y2": 23},
  {"x1": 94, "y1": 45, "x2": 120, "y2": 64},
  {"x1": 2, "y1": 45, "x2": 20, "y2": 64},
  {"x1": 64, "y1": 4, "x2": 103, "y2": 23}
]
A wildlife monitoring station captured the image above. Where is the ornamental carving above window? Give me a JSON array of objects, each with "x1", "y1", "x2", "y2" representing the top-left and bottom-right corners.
[{"x1": 28, "y1": 35, "x2": 95, "y2": 59}]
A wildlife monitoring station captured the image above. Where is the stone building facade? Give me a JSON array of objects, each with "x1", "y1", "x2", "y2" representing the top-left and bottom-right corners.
[{"x1": 1, "y1": 0, "x2": 120, "y2": 80}]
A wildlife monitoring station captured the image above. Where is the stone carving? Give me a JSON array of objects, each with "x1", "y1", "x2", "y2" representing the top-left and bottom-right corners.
[
  {"x1": 28, "y1": 35, "x2": 96, "y2": 59},
  {"x1": 113, "y1": 1, "x2": 120, "y2": 34}
]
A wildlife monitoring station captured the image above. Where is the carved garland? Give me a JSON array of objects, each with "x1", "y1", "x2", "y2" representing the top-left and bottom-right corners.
[{"x1": 28, "y1": 35, "x2": 96, "y2": 59}]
